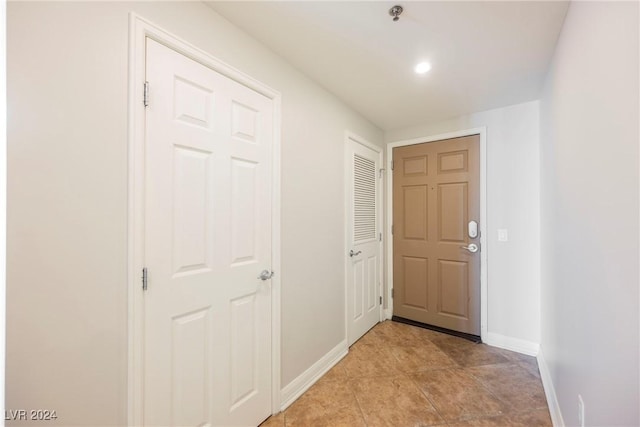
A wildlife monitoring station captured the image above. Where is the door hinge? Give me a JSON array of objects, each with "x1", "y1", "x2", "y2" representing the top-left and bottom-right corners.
[
  {"x1": 379, "y1": 232, "x2": 382, "y2": 242},
  {"x1": 379, "y1": 296, "x2": 383, "y2": 305},
  {"x1": 391, "y1": 225, "x2": 394, "y2": 235},
  {"x1": 391, "y1": 160, "x2": 394, "y2": 171},
  {"x1": 143, "y1": 81, "x2": 149, "y2": 107},
  {"x1": 142, "y1": 267, "x2": 148, "y2": 291},
  {"x1": 391, "y1": 288, "x2": 394, "y2": 298}
]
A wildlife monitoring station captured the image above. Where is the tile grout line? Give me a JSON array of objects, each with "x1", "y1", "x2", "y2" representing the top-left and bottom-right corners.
[
  {"x1": 345, "y1": 378, "x2": 370, "y2": 427},
  {"x1": 407, "y1": 368, "x2": 452, "y2": 426},
  {"x1": 462, "y1": 364, "x2": 520, "y2": 418}
]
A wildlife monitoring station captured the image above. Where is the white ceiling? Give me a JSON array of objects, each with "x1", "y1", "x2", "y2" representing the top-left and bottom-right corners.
[{"x1": 205, "y1": 1, "x2": 569, "y2": 131}]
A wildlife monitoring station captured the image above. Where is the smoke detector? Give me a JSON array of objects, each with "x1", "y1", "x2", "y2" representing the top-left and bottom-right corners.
[{"x1": 389, "y1": 5, "x2": 404, "y2": 22}]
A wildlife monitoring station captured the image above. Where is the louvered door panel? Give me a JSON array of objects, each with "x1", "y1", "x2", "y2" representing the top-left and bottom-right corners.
[{"x1": 353, "y1": 154, "x2": 377, "y2": 242}]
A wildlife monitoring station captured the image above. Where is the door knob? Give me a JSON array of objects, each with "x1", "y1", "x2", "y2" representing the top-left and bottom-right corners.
[
  {"x1": 258, "y1": 270, "x2": 274, "y2": 281},
  {"x1": 460, "y1": 243, "x2": 479, "y2": 253},
  {"x1": 349, "y1": 250, "x2": 362, "y2": 257}
]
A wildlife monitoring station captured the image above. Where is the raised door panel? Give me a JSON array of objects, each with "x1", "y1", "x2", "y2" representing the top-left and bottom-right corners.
[
  {"x1": 172, "y1": 147, "x2": 214, "y2": 276},
  {"x1": 174, "y1": 76, "x2": 215, "y2": 130},
  {"x1": 438, "y1": 183, "x2": 468, "y2": 243},
  {"x1": 171, "y1": 307, "x2": 213, "y2": 427},
  {"x1": 403, "y1": 155, "x2": 428, "y2": 176},
  {"x1": 366, "y1": 255, "x2": 378, "y2": 312},
  {"x1": 403, "y1": 185, "x2": 428, "y2": 241},
  {"x1": 230, "y1": 294, "x2": 258, "y2": 410},
  {"x1": 352, "y1": 258, "x2": 364, "y2": 321},
  {"x1": 230, "y1": 159, "x2": 258, "y2": 266},
  {"x1": 437, "y1": 150, "x2": 468, "y2": 174},
  {"x1": 438, "y1": 260, "x2": 469, "y2": 319},
  {"x1": 401, "y1": 256, "x2": 428, "y2": 311},
  {"x1": 231, "y1": 101, "x2": 259, "y2": 144}
]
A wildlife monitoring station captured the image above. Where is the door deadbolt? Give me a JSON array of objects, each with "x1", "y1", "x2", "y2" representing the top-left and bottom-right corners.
[{"x1": 468, "y1": 220, "x2": 478, "y2": 239}]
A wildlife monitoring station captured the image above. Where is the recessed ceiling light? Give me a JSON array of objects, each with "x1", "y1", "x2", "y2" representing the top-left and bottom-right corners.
[{"x1": 414, "y1": 62, "x2": 432, "y2": 75}]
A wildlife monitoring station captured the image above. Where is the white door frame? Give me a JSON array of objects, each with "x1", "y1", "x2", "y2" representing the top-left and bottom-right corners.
[
  {"x1": 344, "y1": 132, "x2": 384, "y2": 345},
  {"x1": 0, "y1": 0, "x2": 6, "y2": 417},
  {"x1": 385, "y1": 128, "x2": 488, "y2": 342},
  {"x1": 127, "y1": 14, "x2": 282, "y2": 425}
]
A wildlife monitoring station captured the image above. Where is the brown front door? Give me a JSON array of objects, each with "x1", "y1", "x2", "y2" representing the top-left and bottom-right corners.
[{"x1": 392, "y1": 135, "x2": 480, "y2": 335}]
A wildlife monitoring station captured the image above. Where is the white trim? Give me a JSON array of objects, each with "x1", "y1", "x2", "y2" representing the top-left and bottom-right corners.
[
  {"x1": 0, "y1": 0, "x2": 6, "y2": 422},
  {"x1": 385, "y1": 128, "x2": 488, "y2": 341},
  {"x1": 346, "y1": 130, "x2": 384, "y2": 154},
  {"x1": 484, "y1": 332, "x2": 539, "y2": 356},
  {"x1": 127, "y1": 13, "x2": 283, "y2": 424},
  {"x1": 537, "y1": 348, "x2": 565, "y2": 427},
  {"x1": 127, "y1": 14, "x2": 144, "y2": 426},
  {"x1": 344, "y1": 131, "x2": 384, "y2": 345},
  {"x1": 271, "y1": 92, "x2": 283, "y2": 417},
  {"x1": 279, "y1": 339, "x2": 348, "y2": 412}
]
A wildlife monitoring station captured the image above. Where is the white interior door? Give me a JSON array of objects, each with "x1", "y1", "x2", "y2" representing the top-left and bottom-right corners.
[
  {"x1": 143, "y1": 38, "x2": 273, "y2": 427},
  {"x1": 346, "y1": 136, "x2": 382, "y2": 346}
]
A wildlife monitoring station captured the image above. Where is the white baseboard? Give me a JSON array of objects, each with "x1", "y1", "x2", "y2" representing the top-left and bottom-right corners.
[
  {"x1": 383, "y1": 308, "x2": 393, "y2": 320},
  {"x1": 537, "y1": 348, "x2": 565, "y2": 427},
  {"x1": 484, "y1": 332, "x2": 539, "y2": 356},
  {"x1": 279, "y1": 339, "x2": 348, "y2": 411}
]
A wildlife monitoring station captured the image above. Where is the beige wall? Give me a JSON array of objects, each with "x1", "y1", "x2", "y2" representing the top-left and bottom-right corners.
[
  {"x1": 7, "y1": 2, "x2": 382, "y2": 425},
  {"x1": 540, "y1": 1, "x2": 639, "y2": 425},
  {"x1": 385, "y1": 100, "x2": 541, "y2": 349}
]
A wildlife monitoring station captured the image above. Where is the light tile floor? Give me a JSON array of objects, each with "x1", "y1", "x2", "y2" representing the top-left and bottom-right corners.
[{"x1": 262, "y1": 320, "x2": 551, "y2": 427}]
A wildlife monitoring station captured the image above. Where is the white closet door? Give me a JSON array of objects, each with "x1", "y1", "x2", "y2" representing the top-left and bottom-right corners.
[
  {"x1": 346, "y1": 136, "x2": 382, "y2": 345},
  {"x1": 143, "y1": 38, "x2": 273, "y2": 427}
]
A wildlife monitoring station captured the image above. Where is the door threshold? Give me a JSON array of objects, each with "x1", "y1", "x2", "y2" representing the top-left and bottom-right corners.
[{"x1": 392, "y1": 316, "x2": 481, "y2": 343}]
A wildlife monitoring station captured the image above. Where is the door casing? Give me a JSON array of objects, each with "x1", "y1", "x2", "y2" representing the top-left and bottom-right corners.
[
  {"x1": 127, "y1": 14, "x2": 282, "y2": 425},
  {"x1": 385, "y1": 128, "x2": 487, "y2": 342}
]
